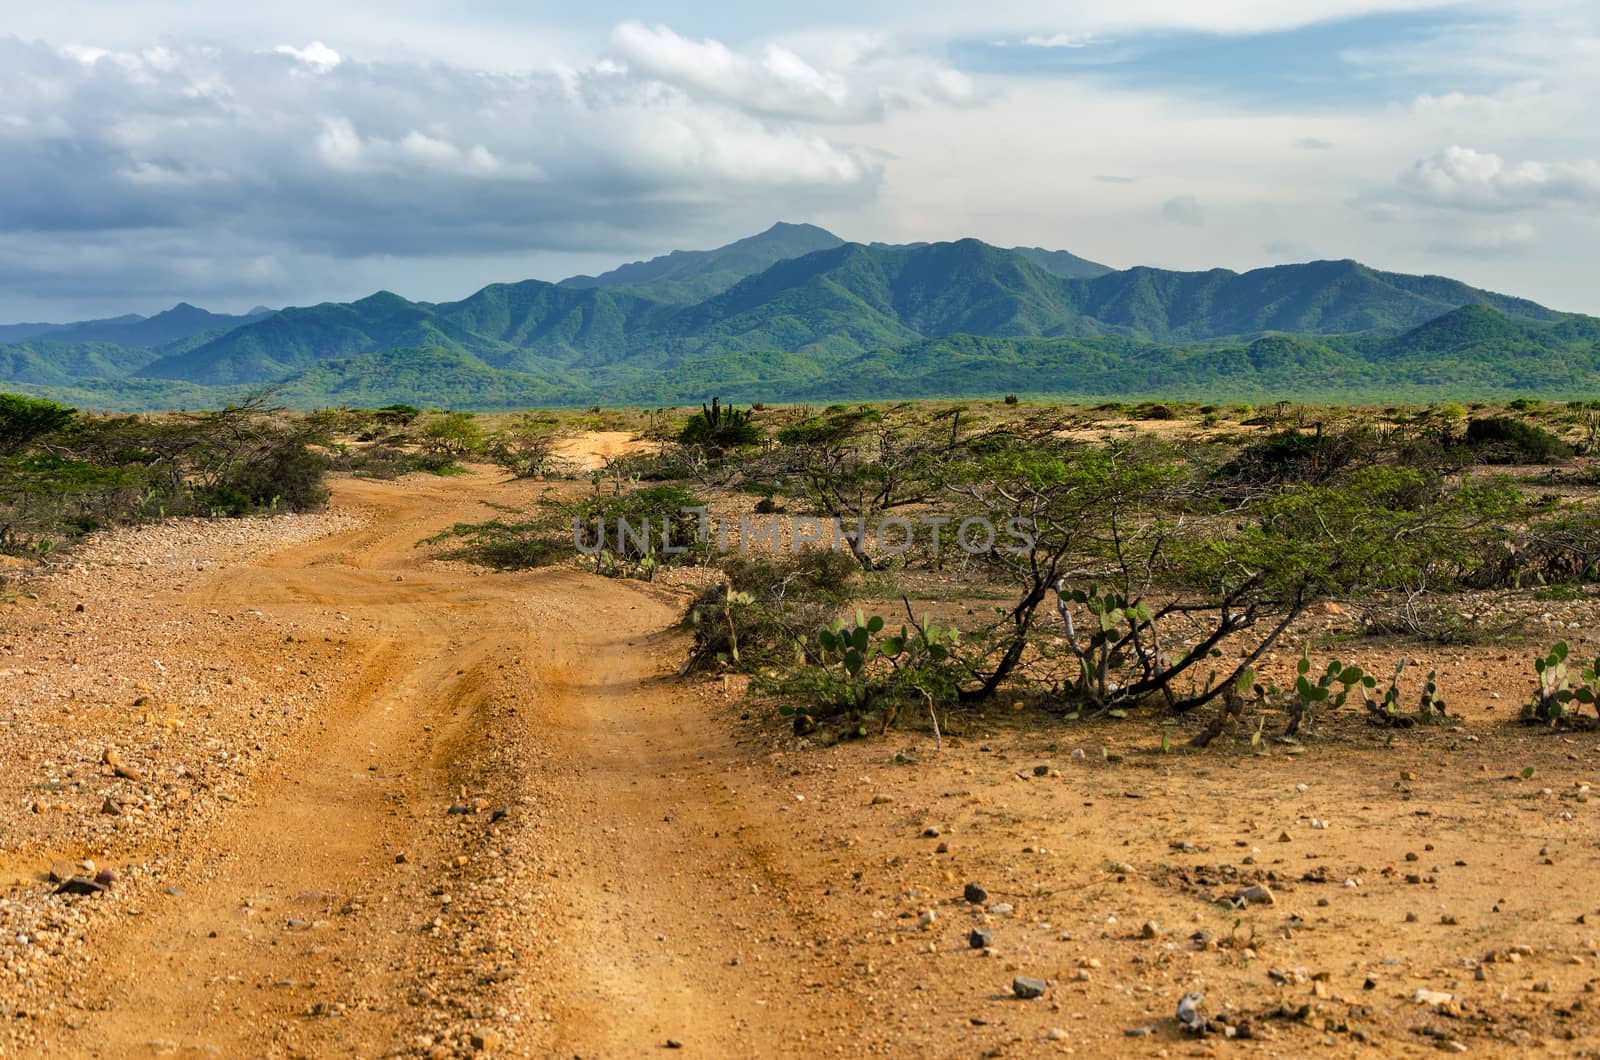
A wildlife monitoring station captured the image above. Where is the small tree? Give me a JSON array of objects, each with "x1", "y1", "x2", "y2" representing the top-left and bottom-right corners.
[
  {"x1": 420, "y1": 411, "x2": 484, "y2": 457},
  {"x1": 0, "y1": 394, "x2": 75, "y2": 456}
]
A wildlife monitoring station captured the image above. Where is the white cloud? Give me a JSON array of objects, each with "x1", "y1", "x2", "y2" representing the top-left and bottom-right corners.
[
  {"x1": 272, "y1": 41, "x2": 341, "y2": 72},
  {"x1": 1397, "y1": 146, "x2": 1600, "y2": 210},
  {"x1": 1022, "y1": 33, "x2": 1103, "y2": 48},
  {"x1": 610, "y1": 22, "x2": 867, "y2": 121},
  {"x1": 606, "y1": 21, "x2": 977, "y2": 121}
]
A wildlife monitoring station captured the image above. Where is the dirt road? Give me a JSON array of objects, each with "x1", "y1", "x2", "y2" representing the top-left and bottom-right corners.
[
  {"x1": 1, "y1": 472, "x2": 841, "y2": 1058},
  {"x1": 5, "y1": 465, "x2": 1600, "y2": 1057}
]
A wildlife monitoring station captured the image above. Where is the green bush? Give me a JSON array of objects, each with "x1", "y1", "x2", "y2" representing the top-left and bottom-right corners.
[
  {"x1": 1464, "y1": 416, "x2": 1574, "y2": 464},
  {"x1": 684, "y1": 548, "x2": 859, "y2": 672},
  {"x1": 1217, "y1": 427, "x2": 1369, "y2": 486},
  {"x1": 215, "y1": 437, "x2": 331, "y2": 513},
  {"x1": 0, "y1": 394, "x2": 75, "y2": 456},
  {"x1": 679, "y1": 397, "x2": 762, "y2": 451}
]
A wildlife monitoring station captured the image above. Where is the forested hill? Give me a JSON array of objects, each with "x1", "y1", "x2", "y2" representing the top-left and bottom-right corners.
[{"x1": 1, "y1": 224, "x2": 1594, "y2": 410}]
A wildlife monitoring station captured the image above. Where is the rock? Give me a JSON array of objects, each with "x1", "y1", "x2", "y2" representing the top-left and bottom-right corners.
[
  {"x1": 792, "y1": 712, "x2": 817, "y2": 736},
  {"x1": 989, "y1": 902, "x2": 1014, "y2": 916},
  {"x1": 1032, "y1": 764, "x2": 1051, "y2": 776},
  {"x1": 1013, "y1": 976, "x2": 1047, "y2": 1000},
  {"x1": 963, "y1": 881, "x2": 988, "y2": 905},
  {"x1": 469, "y1": 1029, "x2": 503, "y2": 1052},
  {"x1": 48, "y1": 862, "x2": 76, "y2": 884},
  {"x1": 1232, "y1": 884, "x2": 1275, "y2": 906},
  {"x1": 1176, "y1": 992, "x2": 1206, "y2": 1033},
  {"x1": 917, "y1": 910, "x2": 937, "y2": 930},
  {"x1": 1278, "y1": 831, "x2": 1293, "y2": 843},
  {"x1": 446, "y1": 803, "x2": 471, "y2": 815},
  {"x1": 1125, "y1": 1025, "x2": 1157, "y2": 1037},
  {"x1": 100, "y1": 797, "x2": 122, "y2": 816},
  {"x1": 395, "y1": 852, "x2": 409, "y2": 864},
  {"x1": 969, "y1": 928, "x2": 993, "y2": 949},
  {"x1": 923, "y1": 825, "x2": 943, "y2": 838},
  {"x1": 870, "y1": 793, "x2": 894, "y2": 805},
  {"x1": 1047, "y1": 1028, "x2": 1068, "y2": 1041},
  {"x1": 1414, "y1": 988, "x2": 1459, "y2": 1013},
  {"x1": 102, "y1": 747, "x2": 123, "y2": 766},
  {"x1": 1141, "y1": 920, "x2": 1160, "y2": 939},
  {"x1": 54, "y1": 876, "x2": 107, "y2": 896},
  {"x1": 114, "y1": 764, "x2": 144, "y2": 782},
  {"x1": 94, "y1": 868, "x2": 116, "y2": 887},
  {"x1": 490, "y1": 806, "x2": 509, "y2": 823},
  {"x1": 665, "y1": 1041, "x2": 683, "y2": 1050}
]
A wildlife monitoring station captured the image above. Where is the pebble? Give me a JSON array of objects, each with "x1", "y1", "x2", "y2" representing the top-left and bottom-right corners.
[
  {"x1": 1013, "y1": 976, "x2": 1047, "y2": 1000},
  {"x1": 969, "y1": 928, "x2": 994, "y2": 950},
  {"x1": 963, "y1": 882, "x2": 988, "y2": 905}
]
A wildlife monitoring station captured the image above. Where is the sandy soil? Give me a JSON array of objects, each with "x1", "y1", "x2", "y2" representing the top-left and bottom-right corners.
[{"x1": 3, "y1": 444, "x2": 1599, "y2": 1057}]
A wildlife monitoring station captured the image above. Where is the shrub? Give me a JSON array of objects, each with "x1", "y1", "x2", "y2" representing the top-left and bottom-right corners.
[
  {"x1": 1464, "y1": 416, "x2": 1574, "y2": 464},
  {"x1": 419, "y1": 411, "x2": 485, "y2": 457},
  {"x1": 486, "y1": 421, "x2": 563, "y2": 478},
  {"x1": 1217, "y1": 426, "x2": 1370, "y2": 487},
  {"x1": 211, "y1": 436, "x2": 331, "y2": 513},
  {"x1": 679, "y1": 397, "x2": 762, "y2": 451},
  {"x1": 684, "y1": 548, "x2": 859, "y2": 671}
]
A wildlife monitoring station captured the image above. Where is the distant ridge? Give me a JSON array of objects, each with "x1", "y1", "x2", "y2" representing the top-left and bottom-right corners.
[
  {"x1": 0, "y1": 223, "x2": 1594, "y2": 410},
  {"x1": 557, "y1": 222, "x2": 847, "y2": 303}
]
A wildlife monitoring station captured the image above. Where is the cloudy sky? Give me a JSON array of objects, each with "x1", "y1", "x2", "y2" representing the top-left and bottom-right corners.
[{"x1": 2, "y1": 0, "x2": 1597, "y2": 321}]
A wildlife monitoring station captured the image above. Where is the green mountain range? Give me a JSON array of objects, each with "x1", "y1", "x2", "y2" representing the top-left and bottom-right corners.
[{"x1": 3, "y1": 223, "x2": 1597, "y2": 410}]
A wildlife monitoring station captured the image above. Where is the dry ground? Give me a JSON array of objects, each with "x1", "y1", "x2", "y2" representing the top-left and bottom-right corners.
[{"x1": 2, "y1": 440, "x2": 1599, "y2": 1057}]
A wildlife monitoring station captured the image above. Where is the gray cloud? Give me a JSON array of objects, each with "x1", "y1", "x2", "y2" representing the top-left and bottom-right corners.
[
  {"x1": 1160, "y1": 195, "x2": 1206, "y2": 226},
  {"x1": 1427, "y1": 221, "x2": 1536, "y2": 256},
  {"x1": 1263, "y1": 238, "x2": 1318, "y2": 258},
  {"x1": 1295, "y1": 137, "x2": 1335, "y2": 150},
  {"x1": 0, "y1": 34, "x2": 919, "y2": 313}
]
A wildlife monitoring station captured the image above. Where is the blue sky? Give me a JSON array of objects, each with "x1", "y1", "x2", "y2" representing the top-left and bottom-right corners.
[
  {"x1": 0, "y1": 0, "x2": 1596, "y2": 319},
  {"x1": 951, "y1": 11, "x2": 1500, "y2": 106}
]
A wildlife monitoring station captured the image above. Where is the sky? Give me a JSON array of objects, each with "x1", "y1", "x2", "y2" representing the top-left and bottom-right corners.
[{"x1": 0, "y1": 0, "x2": 1597, "y2": 321}]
